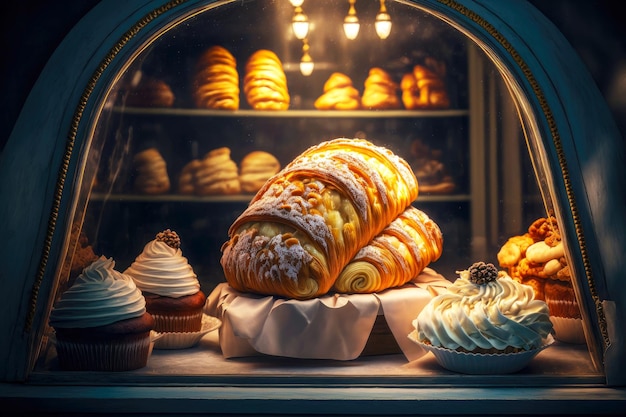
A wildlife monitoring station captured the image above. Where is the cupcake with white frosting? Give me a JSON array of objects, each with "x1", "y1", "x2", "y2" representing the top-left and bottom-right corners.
[
  {"x1": 411, "y1": 262, "x2": 554, "y2": 374},
  {"x1": 125, "y1": 229, "x2": 206, "y2": 333},
  {"x1": 49, "y1": 256, "x2": 155, "y2": 371}
]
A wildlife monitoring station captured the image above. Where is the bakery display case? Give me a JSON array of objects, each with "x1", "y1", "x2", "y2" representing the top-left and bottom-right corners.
[{"x1": 1, "y1": 0, "x2": 625, "y2": 415}]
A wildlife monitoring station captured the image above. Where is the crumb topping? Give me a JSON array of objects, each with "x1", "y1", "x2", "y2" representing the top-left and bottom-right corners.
[
  {"x1": 528, "y1": 216, "x2": 561, "y2": 246},
  {"x1": 155, "y1": 229, "x2": 181, "y2": 249},
  {"x1": 468, "y1": 261, "x2": 498, "y2": 285}
]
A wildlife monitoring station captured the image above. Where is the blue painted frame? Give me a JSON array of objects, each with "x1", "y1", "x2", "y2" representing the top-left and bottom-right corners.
[{"x1": 0, "y1": 0, "x2": 624, "y2": 411}]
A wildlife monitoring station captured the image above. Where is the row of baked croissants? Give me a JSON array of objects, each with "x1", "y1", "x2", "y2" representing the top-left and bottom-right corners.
[
  {"x1": 220, "y1": 138, "x2": 444, "y2": 300},
  {"x1": 192, "y1": 46, "x2": 450, "y2": 110},
  {"x1": 130, "y1": 147, "x2": 281, "y2": 196},
  {"x1": 315, "y1": 66, "x2": 450, "y2": 110},
  {"x1": 124, "y1": 46, "x2": 450, "y2": 111},
  {"x1": 192, "y1": 47, "x2": 290, "y2": 110}
]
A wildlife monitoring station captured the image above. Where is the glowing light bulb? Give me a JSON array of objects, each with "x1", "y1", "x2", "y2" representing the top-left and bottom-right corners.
[
  {"x1": 343, "y1": 0, "x2": 359, "y2": 40},
  {"x1": 375, "y1": 1, "x2": 392, "y2": 39},
  {"x1": 292, "y1": 6, "x2": 309, "y2": 40},
  {"x1": 300, "y1": 39, "x2": 314, "y2": 76}
]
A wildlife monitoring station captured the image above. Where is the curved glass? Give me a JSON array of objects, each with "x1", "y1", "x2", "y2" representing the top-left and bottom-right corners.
[{"x1": 35, "y1": 0, "x2": 601, "y2": 382}]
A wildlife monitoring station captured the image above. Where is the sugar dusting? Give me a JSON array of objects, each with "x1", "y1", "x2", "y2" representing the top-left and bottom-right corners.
[{"x1": 221, "y1": 138, "x2": 422, "y2": 298}]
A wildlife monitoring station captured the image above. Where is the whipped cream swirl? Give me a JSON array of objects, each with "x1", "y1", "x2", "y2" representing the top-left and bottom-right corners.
[
  {"x1": 49, "y1": 256, "x2": 147, "y2": 328},
  {"x1": 124, "y1": 240, "x2": 199, "y2": 298},
  {"x1": 416, "y1": 271, "x2": 552, "y2": 351}
]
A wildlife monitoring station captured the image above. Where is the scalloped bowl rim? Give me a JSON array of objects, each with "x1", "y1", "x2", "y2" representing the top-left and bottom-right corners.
[{"x1": 408, "y1": 330, "x2": 555, "y2": 374}]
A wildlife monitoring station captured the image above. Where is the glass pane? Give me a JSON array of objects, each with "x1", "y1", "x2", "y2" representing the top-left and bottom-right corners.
[{"x1": 36, "y1": 0, "x2": 599, "y2": 381}]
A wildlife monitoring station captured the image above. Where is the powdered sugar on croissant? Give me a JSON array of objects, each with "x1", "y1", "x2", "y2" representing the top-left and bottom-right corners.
[{"x1": 220, "y1": 138, "x2": 418, "y2": 299}]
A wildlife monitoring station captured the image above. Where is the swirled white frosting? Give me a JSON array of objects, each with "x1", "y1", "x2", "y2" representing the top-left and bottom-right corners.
[
  {"x1": 49, "y1": 256, "x2": 147, "y2": 328},
  {"x1": 124, "y1": 240, "x2": 199, "y2": 298},
  {"x1": 416, "y1": 271, "x2": 552, "y2": 351}
]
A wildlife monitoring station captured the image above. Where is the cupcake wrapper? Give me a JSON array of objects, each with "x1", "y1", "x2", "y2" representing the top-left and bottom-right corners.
[
  {"x1": 55, "y1": 334, "x2": 152, "y2": 371},
  {"x1": 151, "y1": 311, "x2": 204, "y2": 333},
  {"x1": 551, "y1": 316, "x2": 586, "y2": 344},
  {"x1": 546, "y1": 299, "x2": 581, "y2": 319}
]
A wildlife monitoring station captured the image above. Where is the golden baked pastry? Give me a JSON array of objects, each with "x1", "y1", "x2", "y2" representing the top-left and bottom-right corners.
[
  {"x1": 220, "y1": 138, "x2": 418, "y2": 300},
  {"x1": 401, "y1": 64, "x2": 450, "y2": 109},
  {"x1": 244, "y1": 49, "x2": 289, "y2": 110},
  {"x1": 178, "y1": 148, "x2": 240, "y2": 195},
  {"x1": 125, "y1": 76, "x2": 175, "y2": 108},
  {"x1": 361, "y1": 68, "x2": 401, "y2": 110},
  {"x1": 133, "y1": 148, "x2": 170, "y2": 194},
  {"x1": 334, "y1": 206, "x2": 443, "y2": 293},
  {"x1": 497, "y1": 216, "x2": 576, "y2": 306},
  {"x1": 178, "y1": 159, "x2": 201, "y2": 195},
  {"x1": 192, "y1": 46, "x2": 240, "y2": 110},
  {"x1": 314, "y1": 72, "x2": 361, "y2": 110},
  {"x1": 239, "y1": 151, "x2": 281, "y2": 193},
  {"x1": 409, "y1": 139, "x2": 455, "y2": 194},
  {"x1": 497, "y1": 234, "x2": 534, "y2": 281},
  {"x1": 502, "y1": 217, "x2": 584, "y2": 343}
]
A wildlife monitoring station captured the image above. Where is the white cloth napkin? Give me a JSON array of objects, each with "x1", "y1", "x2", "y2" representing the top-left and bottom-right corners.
[{"x1": 205, "y1": 268, "x2": 451, "y2": 361}]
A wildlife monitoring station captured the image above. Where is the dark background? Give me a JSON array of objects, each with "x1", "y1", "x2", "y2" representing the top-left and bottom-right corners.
[{"x1": 1, "y1": 0, "x2": 625, "y2": 153}]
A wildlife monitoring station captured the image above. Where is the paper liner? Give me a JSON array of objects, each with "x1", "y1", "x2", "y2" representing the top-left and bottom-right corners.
[
  {"x1": 151, "y1": 310, "x2": 204, "y2": 333},
  {"x1": 407, "y1": 330, "x2": 554, "y2": 374},
  {"x1": 551, "y1": 316, "x2": 586, "y2": 344},
  {"x1": 148, "y1": 330, "x2": 163, "y2": 356},
  {"x1": 153, "y1": 314, "x2": 221, "y2": 349},
  {"x1": 52, "y1": 332, "x2": 156, "y2": 371},
  {"x1": 546, "y1": 298, "x2": 580, "y2": 319}
]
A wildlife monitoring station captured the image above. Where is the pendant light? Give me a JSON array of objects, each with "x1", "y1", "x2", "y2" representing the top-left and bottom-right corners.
[
  {"x1": 300, "y1": 38, "x2": 314, "y2": 76},
  {"x1": 375, "y1": 0, "x2": 392, "y2": 39},
  {"x1": 343, "y1": 0, "x2": 360, "y2": 40},
  {"x1": 292, "y1": 5, "x2": 310, "y2": 40}
]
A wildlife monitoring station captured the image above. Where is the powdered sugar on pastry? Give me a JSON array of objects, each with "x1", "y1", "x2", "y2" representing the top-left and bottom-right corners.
[{"x1": 221, "y1": 138, "x2": 419, "y2": 299}]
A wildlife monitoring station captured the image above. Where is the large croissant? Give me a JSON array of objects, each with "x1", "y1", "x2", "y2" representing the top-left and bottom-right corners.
[
  {"x1": 220, "y1": 138, "x2": 418, "y2": 300},
  {"x1": 334, "y1": 206, "x2": 443, "y2": 293}
]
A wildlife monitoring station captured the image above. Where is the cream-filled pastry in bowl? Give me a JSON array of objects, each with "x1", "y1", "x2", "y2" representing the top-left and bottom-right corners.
[{"x1": 411, "y1": 262, "x2": 553, "y2": 374}]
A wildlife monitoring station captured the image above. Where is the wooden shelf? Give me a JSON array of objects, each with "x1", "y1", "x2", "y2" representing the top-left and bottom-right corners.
[
  {"x1": 89, "y1": 192, "x2": 472, "y2": 204},
  {"x1": 112, "y1": 107, "x2": 470, "y2": 118}
]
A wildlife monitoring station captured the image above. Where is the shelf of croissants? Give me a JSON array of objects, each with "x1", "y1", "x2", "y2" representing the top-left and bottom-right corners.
[
  {"x1": 92, "y1": 137, "x2": 460, "y2": 199},
  {"x1": 114, "y1": 48, "x2": 464, "y2": 115}
]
